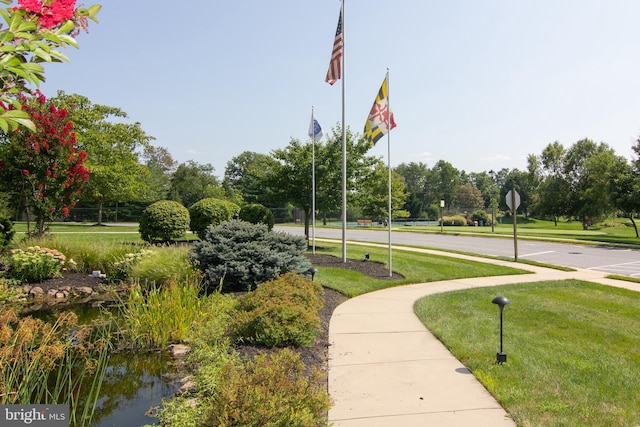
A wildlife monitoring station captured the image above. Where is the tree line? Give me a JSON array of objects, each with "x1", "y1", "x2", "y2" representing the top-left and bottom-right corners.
[{"x1": 2, "y1": 92, "x2": 639, "y2": 238}]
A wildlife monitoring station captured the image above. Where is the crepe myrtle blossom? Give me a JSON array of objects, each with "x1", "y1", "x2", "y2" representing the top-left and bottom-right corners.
[{"x1": 16, "y1": 0, "x2": 76, "y2": 28}]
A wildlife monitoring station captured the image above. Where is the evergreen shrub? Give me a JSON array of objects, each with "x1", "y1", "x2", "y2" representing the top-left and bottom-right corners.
[
  {"x1": 189, "y1": 219, "x2": 311, "y2": 292},
  {"x1": 233, "y1": 271, "x2": 324, "y2": 347},
  {"x1": 139, "y1": 200, "x2": 189, "y2": 243},
  {"x1": 189, "y1": 198, "x2": 239, "y2": 239},
  {"x1": 238, "y1": 203, "x2": 275, "y2": 230}
]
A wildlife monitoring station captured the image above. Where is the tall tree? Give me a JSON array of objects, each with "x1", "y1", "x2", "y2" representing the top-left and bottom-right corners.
[
  {"x1": 224, "y1": 151, "x2": 278, "y2": 206},
  {"x1": 430, "y1": 160, "x2": 461, "y2": 209},
  {"x1": 534, "y1": 141, "x2": 569, "y2": 224},
  {"x1": 267, "y1": 125, "x2": 378, "y2": 238},
  {"x1": 395, "y1": 162, "x2": 429, "y2": 217},
  {"x1": 468, "y1": 171, "x2": 494, "y2": 209},
  {"x1": 353, "y1": 162, "x2": 407, "y2": 219},
  {"x1": 168, "y1": 161, "x2": 222, "y2": 208},
  {"x1": 139, "y1": 145, "x2": 176, "y2": 202},
  {"x1": 563, "y1": 139, "x2": 618, "y2": 229},
  {"x1": 51, "y1": 92, "x2": 154, "y2": 224},
  {"x1": 452, "y1": 183, "x2": 484, "y2": 212},
  {"x1": 502, "y1": 169, "x2": 537, "y2": 218},
  {"x1": 609, "y1": 159, "x2": 640, "y2": 237},
  {"x1": 535, "y1": 175, "x2": 570, "y2": 225}
]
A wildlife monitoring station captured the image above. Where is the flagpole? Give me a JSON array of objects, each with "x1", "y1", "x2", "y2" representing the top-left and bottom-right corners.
[
  {"x1": 311, "y1": 107, "x2": 316, "y2": 254},
  {"x1": 340, "y1": 0, "x2": 347, "y2": 263},
  {"x1": 386, "y1": 69, "x2": 392, "y2": 277}
]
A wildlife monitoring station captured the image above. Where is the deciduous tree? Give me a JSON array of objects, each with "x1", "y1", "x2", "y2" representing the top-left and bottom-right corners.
[
  {"x1": 0, "y1": 91, "x2": 89, "y2": 235},
  {"x1": 50, "y1": 92, "x2": 154, "y2": 224}
]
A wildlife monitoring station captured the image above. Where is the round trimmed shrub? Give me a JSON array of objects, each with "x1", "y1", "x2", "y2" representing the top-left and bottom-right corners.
[
  {"x1": 139, "y1": 200, "x2": 190, "y2": 243},
  {"x1": 238, "y1": 203, "x2": 275, "y2": 230},
  {"x1": 189, "y1": 198, "x2": 240, "y2": 239}
]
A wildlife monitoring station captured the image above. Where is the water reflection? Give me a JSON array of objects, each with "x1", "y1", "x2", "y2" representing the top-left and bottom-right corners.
[
  {"x1": 89, "y1": 351, "x2": 181, "y2": 427},
  {"x1": 25, "y1": 303, "x2": 182, "y2": 427}
]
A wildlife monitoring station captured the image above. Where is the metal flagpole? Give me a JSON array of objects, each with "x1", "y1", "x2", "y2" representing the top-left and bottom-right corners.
[
  {"x1": 311, "y1": 107, "x2": 316, "y2": 254},
  {"x1": 341, "y1": 0, "x2": 347, "y2": 263},
  {"x1": 386, "y1": 69, "x2": 392, "y2": 277}
]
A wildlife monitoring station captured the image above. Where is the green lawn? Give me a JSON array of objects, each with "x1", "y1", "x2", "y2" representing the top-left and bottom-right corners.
[
  {"x1": 10, "y1": 222, "x2": 198, "y2": 244},
  {"x1": 415, "y1": 280, "x2": 640, "y2": 427},
  {"x1": 311, "y1": 243, "x2": 528, "y2": 296}
]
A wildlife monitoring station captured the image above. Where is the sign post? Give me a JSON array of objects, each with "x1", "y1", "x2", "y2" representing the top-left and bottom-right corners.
[{"x1": 505, "y1": 189, "x2": 520, "y2": 262}]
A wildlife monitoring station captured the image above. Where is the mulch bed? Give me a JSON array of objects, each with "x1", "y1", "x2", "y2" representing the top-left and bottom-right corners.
[{"x1": 306, "y1": 252, "x2": 404, "y2": 280}]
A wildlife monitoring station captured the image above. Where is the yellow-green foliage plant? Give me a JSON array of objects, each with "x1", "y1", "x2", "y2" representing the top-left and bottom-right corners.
[
  {"x1": 233, "y1": 272, "x2": 324, "y2": 347},
  {"x1": 204, "y1": 348, "x2": 330, "y2": 427}
]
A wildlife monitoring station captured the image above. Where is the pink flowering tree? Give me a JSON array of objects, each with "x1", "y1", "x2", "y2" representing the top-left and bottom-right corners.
[
  {"x1": 0, "y1": 91, "x2": 90, "y2": 236},
  {"x1": 0, "y1": 0, "x2": 100, "y2": 131}
]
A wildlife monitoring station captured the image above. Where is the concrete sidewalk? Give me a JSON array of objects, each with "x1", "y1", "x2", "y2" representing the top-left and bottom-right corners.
[{"x1": 327, "y1": 254, "x2": 640, "y2": 426}]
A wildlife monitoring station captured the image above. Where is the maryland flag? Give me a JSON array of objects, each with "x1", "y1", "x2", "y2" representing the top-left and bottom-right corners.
[{"x1": 363, "y1": 77, "x2": 396, "y2": 146}]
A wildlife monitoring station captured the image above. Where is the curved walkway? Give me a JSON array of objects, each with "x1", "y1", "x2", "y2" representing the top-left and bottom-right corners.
[{"x1": 327, "y1": 248, "x2": 640, "y2": 426}]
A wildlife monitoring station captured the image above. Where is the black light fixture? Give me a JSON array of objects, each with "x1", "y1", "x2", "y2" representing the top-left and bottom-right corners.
[
  {"x1": 306, "y1": 267, "x2": 319, "y2": 281},
  {"x1": 363, "y1": 253, "x2": 370, "y2": 262},
  {"x1": 492, "y1": 295, "x2": 511, "y2": 364}
]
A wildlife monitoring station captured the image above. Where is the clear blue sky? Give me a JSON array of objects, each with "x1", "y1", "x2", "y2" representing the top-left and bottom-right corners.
[{"x1": 39, "y1": 0, "x2": 640, "y2": 178}]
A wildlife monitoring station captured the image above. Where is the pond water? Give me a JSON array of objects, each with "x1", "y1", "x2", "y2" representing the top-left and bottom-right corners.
[
  {"x1": 89, "y1": 351, "x2": 181, "y2": 426},
  {"x1": 27, "y1": 303, "x2": 183, "y2": 427}
]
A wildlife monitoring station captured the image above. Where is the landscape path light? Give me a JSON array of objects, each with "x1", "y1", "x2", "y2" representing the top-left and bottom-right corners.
[
  {"x1": 492, "y1": 295, "x2": 511, "y2": 364},
  {"x1": 306, "y1": 267, "x2": 319, "y2": 281}
]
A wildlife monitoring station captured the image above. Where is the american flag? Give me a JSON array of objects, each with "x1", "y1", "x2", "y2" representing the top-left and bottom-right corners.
[{"x1": 325, "y1": 11, "x2": 343, "y2": 85}]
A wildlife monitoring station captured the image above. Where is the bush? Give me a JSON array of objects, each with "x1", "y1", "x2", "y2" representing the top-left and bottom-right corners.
[
  {"x1": 189, "y1": 198, "x2": 240, "y2": 239},
  {"x1": 139, "y1": 200, "x2": 190, "y2": 243},
  {"x1": 233, "y1": 272, "x2": 324, "y2": 347},
  {"x1": 471, "y1": 210, "x2": 489, "y2": 225},
  {"x1": 0, "y1": 215, "x2": 15, "y2": 249},
  {"x1": 8, "y1": 246, "x2": 66, "y2": 282},
  {"x1": 441, "y1": 215, "x2": 466, "y2": 226},
  {"x1": 203, "y1": 348, "x2": 330, "y2": 427},
  {"x1": 190, "y1": 219, "x2": 311, "y2": 292},
  {"x1": 239, "y1": 203, "x2": 275, "y2": 230}
]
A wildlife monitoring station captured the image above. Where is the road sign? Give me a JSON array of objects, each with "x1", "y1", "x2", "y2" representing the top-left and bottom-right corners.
[{"x1": 505, "y1": 189, "x2": 521, "y2": 211}]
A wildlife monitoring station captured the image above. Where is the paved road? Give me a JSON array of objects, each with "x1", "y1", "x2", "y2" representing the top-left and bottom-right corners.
[{"x1": 276, "y1": 226, "x2": 640, "y2": 278}]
